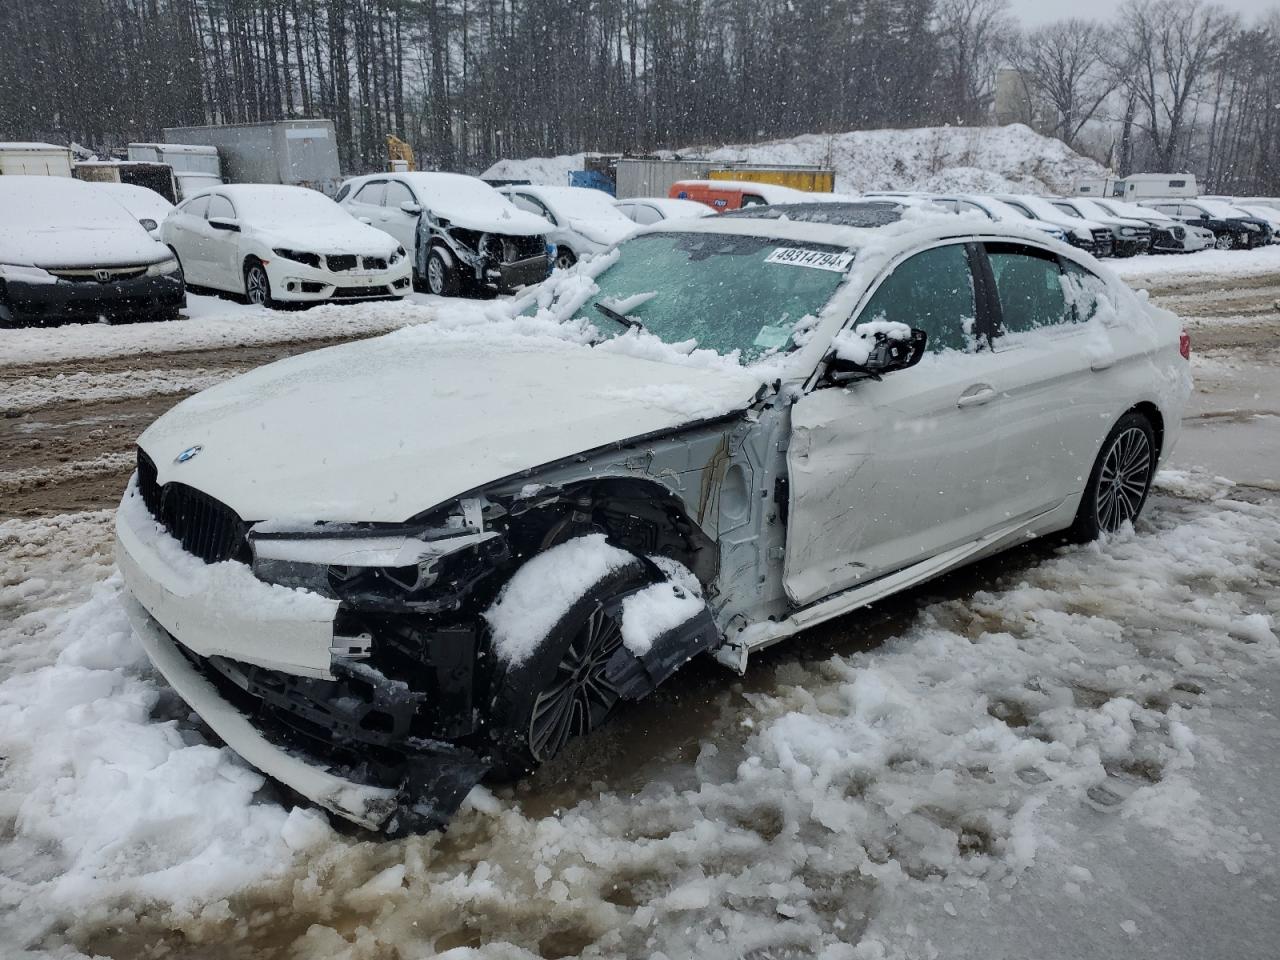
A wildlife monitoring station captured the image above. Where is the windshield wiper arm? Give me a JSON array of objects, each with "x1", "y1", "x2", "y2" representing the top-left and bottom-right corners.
[{"x1": 593, "y1": 301, "x2": 645, "y2": 333}]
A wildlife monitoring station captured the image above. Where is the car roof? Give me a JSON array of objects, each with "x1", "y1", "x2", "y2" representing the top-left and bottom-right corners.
[{"x1": 722, "y1": 201, "x2": 903, "y2": 228}]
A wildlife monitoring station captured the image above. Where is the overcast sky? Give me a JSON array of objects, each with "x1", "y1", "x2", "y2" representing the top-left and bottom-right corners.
[{"x1": 1006, "y1": 0, "x2": 1273, "y2": 27}]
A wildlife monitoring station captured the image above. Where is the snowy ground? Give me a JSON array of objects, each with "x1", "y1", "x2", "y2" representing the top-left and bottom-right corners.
[{"x1": 1, "y1": 248, "x2": 1279, "y2": 959}]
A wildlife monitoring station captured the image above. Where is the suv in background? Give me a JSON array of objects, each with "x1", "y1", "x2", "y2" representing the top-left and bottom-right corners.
[
  {"x1": 1088, "y1": 198, "x2": 1214, "y2": 254},
  {"x1": 338, "y1": 172, "x2": 552, "y2": 296},
  {"x1": 995, "y1": 195, "x2": 1115, "y2": 257},
  {"x1": 1051, "y1": 197, "x2": 1151, "y2": 258},
  {"x1": 1139, "y1": 198, "x2": 1273, "y2": 250}
]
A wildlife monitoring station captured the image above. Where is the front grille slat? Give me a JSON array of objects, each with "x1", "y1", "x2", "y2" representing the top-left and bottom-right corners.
[{"x1": 136, "y1": 449, "x2": 248, "y2": 565}]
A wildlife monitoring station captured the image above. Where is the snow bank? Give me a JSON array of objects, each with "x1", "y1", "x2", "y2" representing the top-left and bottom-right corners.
[
  {"x1": 1112, "y1": 243, "x2": 1280, "y2": 284},
  {"x1": 1, "y1": 367, "x2": 238, "y2": 414},
  {"x1": 485, "y1": 125, "x2": 1106, "y2": 197},
  {"x1": 2, "y1": 477, "x2": 1277, "y2": 957}
]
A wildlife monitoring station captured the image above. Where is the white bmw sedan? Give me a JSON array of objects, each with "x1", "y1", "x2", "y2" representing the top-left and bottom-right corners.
[
  {"x1": 116, "y1": 203, "x2": 1191, "y2": 832},
  {"x1": 162, "y1": 184, "x2": 411, "y2": 306}
]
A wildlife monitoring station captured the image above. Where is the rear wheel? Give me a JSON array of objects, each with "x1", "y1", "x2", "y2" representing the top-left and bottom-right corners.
[
  {"x1": 244, "y1": 260, "x2": 274, "y2": 307},
  {"x1": 487, "y1": 559, "x2": 649, "y2": 779},
  {"x1": 1068, "y1": 412, "x2": 1157, "y2": 541}
]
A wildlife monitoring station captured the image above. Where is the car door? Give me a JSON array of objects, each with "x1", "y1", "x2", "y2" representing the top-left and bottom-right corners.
[
  {"x1": 166, "y1": 195, "x2": 210, "y2": 284},
  {"x1": 974, "y1": 242, "x2": 1116, "y2": 520},
  {"x1": 203, "y1": 194, "x2": 243, "y2": 290},
  {"x1": 783, "y1": 241, "x2": 1010, "y2": 606},
  {"x1": 379, "y1": 180, "x2": 420, "y2": 252},
  {"x1": 347, "y1": 180, "x2": 387, "y2": 229}
]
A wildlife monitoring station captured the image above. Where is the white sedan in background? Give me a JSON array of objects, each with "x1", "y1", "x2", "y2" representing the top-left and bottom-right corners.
[
  {"x1": 614, "y1": 196, "x2": 717, "y2": 225},
  {"x1": 162, "y1": 184, "x2": 411, "y2": 307},
  {"x1": 499, "y1": 184, "x2": 637, "y2": 269}
]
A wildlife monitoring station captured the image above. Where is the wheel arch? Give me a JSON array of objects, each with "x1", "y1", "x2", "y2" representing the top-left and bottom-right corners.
[{"x1": 1127, "y1": 400, "x2": 1164, "y2": 460}]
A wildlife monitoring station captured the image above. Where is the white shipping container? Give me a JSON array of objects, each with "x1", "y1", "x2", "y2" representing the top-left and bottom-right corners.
[{"x1": 0, "y1": 142, "x2": 73, "y2": 177}]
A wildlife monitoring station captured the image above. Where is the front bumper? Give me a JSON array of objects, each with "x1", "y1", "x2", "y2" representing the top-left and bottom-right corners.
[
  {"x1": 489, "y1": 253, "x2": 551, "y2": 292},
  {"x1": 265, "y1": 257, "x2": 412, "y2": 302},
  {"x1": 1, "y1": 273, "x2": 184, "y2": 324}
]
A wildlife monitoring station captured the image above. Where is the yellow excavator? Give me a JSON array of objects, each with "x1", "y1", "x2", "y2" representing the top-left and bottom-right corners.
[{"x1": 386, "y1": 135, "x2": 415, "y2": 172}]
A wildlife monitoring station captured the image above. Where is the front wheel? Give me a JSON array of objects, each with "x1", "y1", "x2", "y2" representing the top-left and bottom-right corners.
[
  {"x1": 1214, "y1": 233, "x2": 1233, "y2": 251},
  {"x1": 1068, "y1": 413, "x2": 1157, "y2": 541},
  {"x1": 426, "y1": 248, "x2": 460, "y2": 297},
  {"x1": 244, "y1": 260, "x2": 274, "y2": 307},
  {"x1": 486, "y1": 558, "x2": 650, "y2": 779}
]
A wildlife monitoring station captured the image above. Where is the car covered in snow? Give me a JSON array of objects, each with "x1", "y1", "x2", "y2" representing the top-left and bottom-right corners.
[
  {"x1": 929, "y1": 194, "x2": 1070, "y2": 243},
  {"x1": 1050, "y1": 197, "x2": 1152, "y2": 258},
  {"x1": 994, "y1": 194, "x2": 1115, "y2": 257},
  {"x1": 115, "y1": 204, "x2": 1192, "y2": 833},
  {"x1": 614, "y1": 196, "x2": 717, "y2": 225},
  {"x1": 499, "y1": 184, "x2": 637, "y2": 271},
  {"x1": 0, "y1": 175, "x2": 184, "y2": 326},
  {"x1": 1087, "y1": 198, "x2": 1215, "y2": 254},
  {"x1": 162, "y1": 184, "x2": 412, "y2": 307},
  {"x1": 1138, "y1": 198, "x2": 1273, "y2": 250},
  {"x1": 338, "y1": 172, "x2": 552, "y2": 297}
]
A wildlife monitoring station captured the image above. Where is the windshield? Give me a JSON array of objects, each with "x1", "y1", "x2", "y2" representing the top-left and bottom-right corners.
[
  {"x1": 560, "y1": 231, "x2": 852, "y2": 362},
  {"x1": 540, "y1": 187, "x2": 633, "y2": 222}
]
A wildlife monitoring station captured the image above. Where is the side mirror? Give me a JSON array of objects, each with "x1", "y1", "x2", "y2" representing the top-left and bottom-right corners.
[
  {"x1": 827, "y1": 325, "x2": 928, "y2": 383},
  {"x1": 400, "y1": 200, "x2": 422, "y2": 216},
  {"x1": 208, "y1": 217, "x2": 240, "y2": 232},
  {"x1": 358, "y1": 216, "x2": 373, "y2": 225},
  {"x1": 139, "y1": 218, "x2": 158, "y2": 232}
]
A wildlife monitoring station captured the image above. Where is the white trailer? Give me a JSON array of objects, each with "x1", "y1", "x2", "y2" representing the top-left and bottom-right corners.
[
  {"x1": 128, "y1": 142, "x2": 222, "y2": 200},
  {"x1": 1118, "y1": 173, "x2": 1199, "y2": 199},
  {"x1": 0, "y1": 142, "x2": 73, "y2": 177}
]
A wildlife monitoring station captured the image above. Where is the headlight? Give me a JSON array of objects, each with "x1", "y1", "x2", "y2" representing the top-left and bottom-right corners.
[
  {"x1": 0, "y1": 263, "x2": 56, "y2": 284},
  {"x1": 145, "y1": 257, "x2": 181, "y2": 277},
  {"x1": 273, "y1": 248, "x2": 323, "y2": 268},
  {"x1": 1074, "y1": 229, "x2": 1092, "y2": 242},
  {"x1": 1120, "y1": 227, "x2": 1136, "y2": 237},
  {"x1": 1173, "y1": 226, "x2": 1185, "y2": 239},
  {"x1": 390, "y1": 245, "x2": 406, "y2": 264}
]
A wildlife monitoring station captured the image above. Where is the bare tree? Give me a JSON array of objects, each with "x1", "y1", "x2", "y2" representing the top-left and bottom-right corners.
[
  {"x1": 936, "y1": 0, "x2": 1014, "y2": 124},
  {"x1": 1008, "y1": 18, "x2": 1122, "y2": 149},
  {"x1": 1117, "y1": 0, "x2": 1238, "y2": 171}
]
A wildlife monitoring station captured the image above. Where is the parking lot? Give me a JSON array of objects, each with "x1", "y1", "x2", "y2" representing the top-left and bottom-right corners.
[{"x1": 1, "y1": 244, "x2": 1278, "y2": 959}]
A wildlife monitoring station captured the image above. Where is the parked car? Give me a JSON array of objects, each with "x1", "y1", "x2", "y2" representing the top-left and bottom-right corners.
[
  {"x1": 499, "y1": 184, "x2": 637, "y2": 270},
  {"x1": 995, "y1": 194, "x2": 1115, "y2": 256},
  {"x1": 1087, "y1": 198, "x2": 1214, "y2": 254},
  {"x1": 930, "y1": 194, "x2": 1070, "y2": 242},
  {"x1": 1230, "y1": 203, "x2": 1280, "y2": 241},
  {"x1": 162, "y1": 184, "x2": 411, "y2": 307},
  {"x1": 1138, "y1": 198, "x2": 1272, "y2": 249},
  {"x1": 1049, "y1": 197, "x2": 1152, "y2": 257},
  {"x1": 115, "y1": 205, "x2": 1190, "y2": 832},
  {"x1": 0, "y1": 175, "x2": 184, "y2": 326},
  {"x1": 89, "y1": 181, "x2": 175, "y2": 239},
  {"x1": 338, "y1": 172, "x2": 552, "y2": 296},
  {"x1": 614, "y1": 196, "x2": 717, "y2": 225}
]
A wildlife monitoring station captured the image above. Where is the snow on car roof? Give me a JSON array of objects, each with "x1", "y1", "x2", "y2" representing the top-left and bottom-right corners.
[
  {"x1": 86, "y1": 181, "x2": 174, "y2": 219},
  {"x1": 723, "y1": 201, "x2": 903, "y2": 228},
  {"x1": 212, "y1": 184, "x2": 351, "y2": 225},
  {"x1": 0, "y1": 174, "x2": 143, "y2": 228}
]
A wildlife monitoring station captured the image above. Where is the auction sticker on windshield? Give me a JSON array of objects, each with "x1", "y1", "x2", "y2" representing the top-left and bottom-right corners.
[{"x1": 764, "y1": 247, "x2": 854, "y2": 272}]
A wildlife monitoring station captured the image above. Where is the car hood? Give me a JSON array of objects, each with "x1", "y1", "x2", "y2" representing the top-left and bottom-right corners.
[
  {"x1": 439, "y1": 204, "x2": 552, "y2": 237},
  {"x1": 250, "y1": 221, "x2": 401, "y2": 257},
  {"x1": 2, "y1": 224, "x2": 170, "y2": 269},
  {"x1": 137, "y1": 334, "x2": 764, "y2": 523}
]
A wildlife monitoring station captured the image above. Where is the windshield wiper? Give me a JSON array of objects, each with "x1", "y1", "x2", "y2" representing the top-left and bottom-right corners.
[{"x1": 593, "y1": 301, "x2": 645, "y2": 333}]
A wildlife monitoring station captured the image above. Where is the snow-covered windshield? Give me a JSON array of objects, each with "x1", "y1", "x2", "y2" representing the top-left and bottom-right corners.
[
  {"x1": 1099, "y1": 199, "x2": 1171, "y2": 221},
  {"x1": 1197, "y1": 199, "x2": 1253, "y2": 219},
  {"x1": 571, "y1": 231, "x2": 851, "y2": 362},
  {"x1": 539, "y1": 187, "x2": 633, "y2": 223}
]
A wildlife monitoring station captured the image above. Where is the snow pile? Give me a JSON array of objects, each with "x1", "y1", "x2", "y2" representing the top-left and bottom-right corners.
[
  {"x1": 2, "y1": 481, "x2": 1277, "y2": 957},
  {"x1": 484, "y1": 534, "x2": 635, "y2": 665},
  {"x1": 1, "y1": 367, "x2": 238, "y2": 414},
  {"x1": 485, "y1": 125, "x2": 1106, "y2": 197},
  {"x1": 619, "y1": 580, "x2": 704, "y2": 656}
]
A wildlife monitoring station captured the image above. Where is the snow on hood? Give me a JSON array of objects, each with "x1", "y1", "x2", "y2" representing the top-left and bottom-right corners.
[
  {"x1": 0, "y1": 175, "x2": 171, "y2": 268},
  {"x1": 137, "y1": 327, "x2": 763, "y2": 524},
  {"x1": 392, "y1": 173, "x2": 552, "y2": 235},
  {"x1": 567, "y1": 215, "x2": 637, "y2": 247}
]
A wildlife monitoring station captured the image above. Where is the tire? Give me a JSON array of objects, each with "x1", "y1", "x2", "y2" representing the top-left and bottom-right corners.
[
  {"x1": 554, "y1": 246, "x2": 577, "y2": 271},
  {"x1": 486, "y1": 559, "x2": 650, "y2": 779},
  {"x1": 426, "y1": 247, "x2": 460, "y2": 297},
  {"x1": 244, "y1": 259, "x2": 274, "y2": 307},
  {"x1": 1067, "y1": 412, "x2": 1157, "y2": 542},
  {"x1": 1214, "y1": 233, "x2": 1233, "y2": 251}
]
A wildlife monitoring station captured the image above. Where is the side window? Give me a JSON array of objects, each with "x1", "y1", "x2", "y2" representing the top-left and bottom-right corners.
[
  {"x1": 182, "y1": 196, "x2": 209, "y2": 219},
  {"x1": 206, "y1": 195, "x2": 235, "y2": 220},
  {"x1": 354, "y1": 181, "x2": 385, "y2": 205},
  {"x1": 335, "y1": 183, "x2": 352, "y2": 203},
  {"x1": 956, "y1": 200, "x2": 985, "y2": 216},
  {"x1": 511, "y1": 193, "x2": 557, "y2": 225},
  {"x1": 632, "y1": 204, "x2": 664, "y2": 225},
  {"x1": 741, "y1": 193, "x2": 767, "y2": 207},
  {"x1": 1003, "y1": 199, "x2": 1034, "y2": 219},
  {"x1": 384, "y1": 181, "x2": 414, "y2": 207},
  {"x1": 987, "y1": 244, "x2": 1070, "y2": 335},
  {"x1": 1051, "y1": 202, "x2": 1078, "y2": 217},
  {"x1": 1155, "y1": 204, "x2": 1180, "y2": 216},
  {"x1": 855, "y1": 244, "x2": 977, "y2": 354}
]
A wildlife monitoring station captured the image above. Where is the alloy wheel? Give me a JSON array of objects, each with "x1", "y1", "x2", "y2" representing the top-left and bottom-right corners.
[
  {"x1": 246, "y1": 266, "x2": 269, "y2": 305},
  {"x1": 427, "y1": 256, "x2": 445, "y2": 294},
  {"x1": 1215, "y1": 234, "x2": 1232, "y2": 251},
  {"x1": 527, "y1": 603, "x2": 623, "y2": 762},
  {"x1": 1095, "y1": 426, "x2": 1152, "y2": 533}
]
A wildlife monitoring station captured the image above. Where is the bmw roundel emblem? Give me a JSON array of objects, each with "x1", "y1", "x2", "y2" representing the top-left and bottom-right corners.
[{"x1": 174, "y1": 445, "x2": 203, "y2": 464}]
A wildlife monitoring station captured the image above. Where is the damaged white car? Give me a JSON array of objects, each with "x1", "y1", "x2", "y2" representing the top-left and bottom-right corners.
[{"x1": 115, "y1": 204, "x2": 1192, "y2": 833}]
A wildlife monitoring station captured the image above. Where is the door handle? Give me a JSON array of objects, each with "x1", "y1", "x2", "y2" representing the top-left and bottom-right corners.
[
  {"x1": 957, "y1": 385, "x2": 998, "y2": 409},
  {"x1": 1090, "y1": 357, "x2": 1115, "y2": 371}
]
